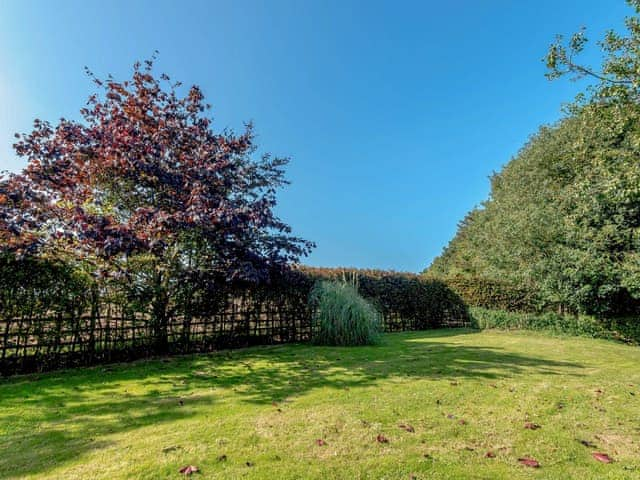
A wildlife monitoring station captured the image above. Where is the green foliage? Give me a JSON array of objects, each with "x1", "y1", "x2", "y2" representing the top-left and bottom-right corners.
[
  {"x1": 426, "y1": 5, "x2": 640, "y2": 319},
  {"x1": 441, "y1": 276, "x2": 540, "y2": 312},
  {"x1": 469, "y1": 307, "x2": 640, "y2": 343},
  {"x1": 309, "y1": 281, "x2": 381, "y2": 346},
  {"x1": 301, "y1": 267, "x2": 470, "y2": 329},
  {"x1": 545, "y1": 0, "x2": 640, "y2": 103},
  {"x1": 0, "y1": 254, "x2": 91, "y2": 321}
]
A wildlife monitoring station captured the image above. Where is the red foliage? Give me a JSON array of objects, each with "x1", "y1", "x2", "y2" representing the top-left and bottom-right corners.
[{"x1": 1, "y1": 57, "x2": 313, "y2": 280}]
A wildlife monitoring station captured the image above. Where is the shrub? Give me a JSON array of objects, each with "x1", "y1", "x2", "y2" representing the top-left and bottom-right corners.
[
  {"x1": 599, "y1": 316, "x2": 640, "y2": 344},
  {"x1": 442, "y1": 276, "x2": 540, "y2": 312},
  {"x1": 470, "y1": 307, "x2": 611, "y2": 339},
  {"x1": 309, "y1": 281, "x2": 381, "y2": 346}
]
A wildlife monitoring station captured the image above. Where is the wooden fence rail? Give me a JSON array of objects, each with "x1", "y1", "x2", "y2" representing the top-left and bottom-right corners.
[{"x1": 0, "y1": 268, "x2": 472, "y2": 376}]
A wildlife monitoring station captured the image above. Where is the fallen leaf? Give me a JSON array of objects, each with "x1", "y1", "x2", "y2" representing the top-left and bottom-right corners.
[
  {"x1": 518, "y1": 457, "x2": 540, "y2": 468},
  {"x1": 376, "y1": 434, "x2": 389, "y2": 443},
  {"x1": 524, "y1": 422, "x2": 541, "y2": 430},
  {"x1": 399, "y1": 424, "x2": 415, "y2": 433},
  {"x1": 485, "y1": 451, "x2": 496, "y2": 458},
  {"x1": 592, "y1": 452, "x2": 613, "y2": 463},
  {"x1": 446, "y1": 414, "x2": 456, "y2": 419},
  {"x1": 217, "y1": 455, "x2": 227, "y2": 462},
  {"x1": 315, "y1": 439, "x2": 327, "y2": 446},
  {"x1": 458, "y1": 419, "x2": 467, "y2": 425},
  {"x1": 179, "y1": 465, "x2": 199, "y2": 475},
  {"x1": 246, "y1": 461, "x2": 254, "y2": 467}
]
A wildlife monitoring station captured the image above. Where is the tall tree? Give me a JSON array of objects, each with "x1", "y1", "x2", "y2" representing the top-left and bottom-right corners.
[
  {"x1": 0, "y1": 57, "x2": 314, "y2": 345},
  {"x1": 426, "y1": 1, "x2": 640, "y2": 315}
]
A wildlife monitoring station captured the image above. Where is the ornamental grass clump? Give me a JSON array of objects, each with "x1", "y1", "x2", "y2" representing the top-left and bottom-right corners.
[{"x1": 310, "y1": 281, "x2": 381, "y2": 346}]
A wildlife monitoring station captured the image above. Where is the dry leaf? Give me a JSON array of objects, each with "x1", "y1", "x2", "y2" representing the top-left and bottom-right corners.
[
  {"x1": 592, "y1": 452, "x2": 613, "y2": 463},
  {"x1": 518, "y1": 457, "x2": 540, "y2": 468},
  {"x1": 179, "y1": 465, "x2": 199, "y2": 475}
]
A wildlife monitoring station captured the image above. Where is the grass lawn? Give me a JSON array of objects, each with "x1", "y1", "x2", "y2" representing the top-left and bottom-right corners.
[{"x1": 1, "y1": 330, "x2": 639, "y2": 479}]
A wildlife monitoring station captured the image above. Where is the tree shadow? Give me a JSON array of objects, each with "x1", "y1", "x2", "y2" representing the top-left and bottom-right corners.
[{"x1": 0, "y1": 329, "x2": 585, "y2": 478}]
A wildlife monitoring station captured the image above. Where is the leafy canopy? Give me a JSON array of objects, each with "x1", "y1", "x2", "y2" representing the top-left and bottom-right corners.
[{"x1": 0, "y1": 56, "x2": 313, "y2": 281}]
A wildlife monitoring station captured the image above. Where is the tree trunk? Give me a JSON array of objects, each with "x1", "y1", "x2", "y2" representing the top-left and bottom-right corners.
[{"x1": 152, "y1": 269, "x2": 169, "y2": 354}]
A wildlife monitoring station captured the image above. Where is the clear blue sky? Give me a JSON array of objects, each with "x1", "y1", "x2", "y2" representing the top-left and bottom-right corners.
[{"x1": 0, "y1": 1, "x2": 632, "y2": 272}]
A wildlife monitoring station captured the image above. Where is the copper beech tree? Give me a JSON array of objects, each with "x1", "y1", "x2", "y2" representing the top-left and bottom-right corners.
[{"x1": 0, "y1": 58, "x2": 313, "y2": 347}]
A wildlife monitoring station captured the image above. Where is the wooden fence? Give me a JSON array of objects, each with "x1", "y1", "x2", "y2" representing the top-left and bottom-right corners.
[{"x1": 0, "y1": 268, "x2": 471, "y2": 376}]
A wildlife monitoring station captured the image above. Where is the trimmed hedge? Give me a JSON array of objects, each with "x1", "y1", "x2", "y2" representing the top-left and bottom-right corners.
[
  {"x1": 300, "y1": 267, "x2": 470, "y2": 329},
  {"x1": 0, "y1": 262, "x2": 471, "y2": 375},
  {"x1": 433, "y1": 276, "x2": 540, "y2": 312}
]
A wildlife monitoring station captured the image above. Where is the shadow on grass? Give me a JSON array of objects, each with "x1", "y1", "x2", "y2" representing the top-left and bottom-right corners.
[{"x1": 0, "y1": 328, "x2": 584, "y2": 478}]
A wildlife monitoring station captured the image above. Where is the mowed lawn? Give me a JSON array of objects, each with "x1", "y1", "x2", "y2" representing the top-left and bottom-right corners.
[{"x1": 1, "y1": 330, "x2": 639, "y2": 479}]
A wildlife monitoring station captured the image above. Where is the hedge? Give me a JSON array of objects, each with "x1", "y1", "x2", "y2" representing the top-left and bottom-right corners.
[
  {"x1": 470, "y1": 307, "x2": 640, "y2": 343},
  {"x1": 433, "y1": 275, "x2": 541, "y2": 312},
  {"x1": 300, "y1": 267, "x2": 470, "y2": 329},
  {"x1": 0, "y1": 262, "x2": 471, "y2": 375}
]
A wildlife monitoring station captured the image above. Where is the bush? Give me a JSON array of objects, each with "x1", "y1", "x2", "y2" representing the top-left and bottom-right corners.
[
  {"x1": 442, "y1": 276, "x2": 540, "y2": 312},
  {"x1": 599, "y1": 316, "x2": 640, "y2": 344},
  {"x1": 310, "y1": 281, "x2": 381, "y2": 346},
  {"x1": 470, "y1": 307, "x2": 612, "y2": 339}
]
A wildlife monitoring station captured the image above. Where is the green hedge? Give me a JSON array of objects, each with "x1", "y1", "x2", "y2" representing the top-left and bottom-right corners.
[
  {"x1": 300, "y1": 267, "x2": 470, "y2": 329},
  {"x1": 470, "y1": 307, "x2": 640, "y2": 343},
  {"x1": 435, "y1": 276, "x2": 540, "y2": 312}
]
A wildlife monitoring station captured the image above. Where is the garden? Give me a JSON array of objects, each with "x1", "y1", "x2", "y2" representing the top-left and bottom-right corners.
[{"x1": 3, "y1": 2, "x2": 640, "y2": 478}]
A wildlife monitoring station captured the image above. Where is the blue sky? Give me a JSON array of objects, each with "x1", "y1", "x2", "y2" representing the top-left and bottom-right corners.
[{"x1": 0, "y1": 1, "x2": 632, "y2": 272}]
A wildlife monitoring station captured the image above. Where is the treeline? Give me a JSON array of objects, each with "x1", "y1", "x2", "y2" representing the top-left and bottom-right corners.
[{"x1": 425, "y1": 2, "x2": 640, "y2": 317}]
